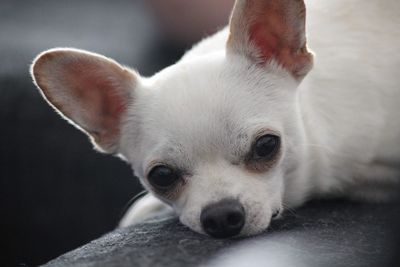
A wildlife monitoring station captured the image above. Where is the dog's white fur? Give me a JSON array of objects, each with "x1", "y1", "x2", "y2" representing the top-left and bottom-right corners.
[{"x1": 31, "y1": 0, "x2": 400, "y2": 237}]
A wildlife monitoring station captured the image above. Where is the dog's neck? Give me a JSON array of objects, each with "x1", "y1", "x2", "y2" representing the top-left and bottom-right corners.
[{"x1": 288, "y1": 81, "x2": 343, "y2": 204}]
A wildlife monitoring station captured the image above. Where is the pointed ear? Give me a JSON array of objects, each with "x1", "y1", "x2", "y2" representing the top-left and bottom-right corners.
[
  {"x1": 227, "y1": 0, "x2": 313, "y2": 80},
  {"x1": 31, "y1": 48, "x2": 137, "y2": 153}
]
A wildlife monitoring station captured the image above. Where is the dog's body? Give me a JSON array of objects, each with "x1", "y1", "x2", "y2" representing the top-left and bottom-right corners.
[
  {"x1": 32, "y1": 0, "x2": 400, "y2": 238},
  {"x1": 180, "y1": 0, "x2": 400, "y2": 201}
]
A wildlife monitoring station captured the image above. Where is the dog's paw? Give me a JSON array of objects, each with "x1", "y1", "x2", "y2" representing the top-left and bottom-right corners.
[{"x1": 118, "y1": 193, "x2": 173, "y2": 228}]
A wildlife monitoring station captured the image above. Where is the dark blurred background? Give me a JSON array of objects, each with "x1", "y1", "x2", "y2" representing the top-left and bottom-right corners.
[{"x1": 0, "y1": 0, "x2": 233, "y2": 266}]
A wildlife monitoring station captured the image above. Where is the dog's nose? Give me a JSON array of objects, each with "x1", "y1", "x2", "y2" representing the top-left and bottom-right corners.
[{"x1": 200, "y1": 199, "x2": 245, "y2": 238}]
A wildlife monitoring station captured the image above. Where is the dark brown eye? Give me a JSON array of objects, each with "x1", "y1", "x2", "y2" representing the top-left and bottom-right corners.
[
  {"x1": 148, "y1": 165, "x2": 180, "y2": 190},
  {"x1": 253, "y1": 134, "x2": 280, "y2": 159}
]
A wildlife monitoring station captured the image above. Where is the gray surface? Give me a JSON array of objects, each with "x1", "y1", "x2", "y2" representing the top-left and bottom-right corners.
[{"x1": 43, "y1": 200, "x2": 397, "y2": 267}]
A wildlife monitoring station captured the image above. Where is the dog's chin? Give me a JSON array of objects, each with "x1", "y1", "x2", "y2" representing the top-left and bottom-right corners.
[
  {"x1": 189, "y1": 223, "x2": 270, "y2": 239},
  {"x1": 239, "y1": 220, "x2": 271, "y2": 238},
  {"x1": 239, "y1": 225, "x2": 270, "y2": 238}
]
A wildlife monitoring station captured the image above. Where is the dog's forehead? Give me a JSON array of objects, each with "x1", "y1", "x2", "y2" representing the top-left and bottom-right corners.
[
  {"x1": 147, "y1": 54, "x2": 292, "y2": 123},
  {"x1": 130, "y1": 55, "x2": 295, "y2": 169}
]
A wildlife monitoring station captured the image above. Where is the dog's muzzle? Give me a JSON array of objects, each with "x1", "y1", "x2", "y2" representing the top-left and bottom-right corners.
[{"x1": 200, "y1": 198, "x2": 245, "y2": 238}]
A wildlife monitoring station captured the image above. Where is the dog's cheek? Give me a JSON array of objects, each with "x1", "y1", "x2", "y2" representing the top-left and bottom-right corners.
[{"x1": 239, "y1": 172, "x2": 284, "y2": 236}]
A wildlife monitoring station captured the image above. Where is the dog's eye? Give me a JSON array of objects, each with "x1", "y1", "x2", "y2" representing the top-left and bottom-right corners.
[
  {"x1": 148, "y1": 165, "x2": 180, "y2": 190},
  {"x1": 253, "y1": 134, "x2": 280, "y2": 159}
]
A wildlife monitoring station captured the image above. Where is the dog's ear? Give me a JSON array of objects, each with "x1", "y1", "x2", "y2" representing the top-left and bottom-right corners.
[
  {"x1": 31, "y1": 48, "x2": 137, "y2": 153},
  {"x1": 227, "y1": 0, "x2": 313, "y2": 80}
]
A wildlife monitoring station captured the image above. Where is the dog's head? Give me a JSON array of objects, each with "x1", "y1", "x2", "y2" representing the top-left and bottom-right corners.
[{"x1": 31, "y1": 0, "x2": 313, "y2": 238}]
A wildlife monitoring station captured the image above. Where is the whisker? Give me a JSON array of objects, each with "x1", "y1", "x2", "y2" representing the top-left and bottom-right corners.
[{"x1": 281, "y1": 202, "x2": 298, "y2": 217}]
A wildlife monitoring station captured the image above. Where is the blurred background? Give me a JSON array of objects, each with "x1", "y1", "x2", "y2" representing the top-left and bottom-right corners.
[{"x1": 0, "y1": 0, "x2": 234, "y2": 265}]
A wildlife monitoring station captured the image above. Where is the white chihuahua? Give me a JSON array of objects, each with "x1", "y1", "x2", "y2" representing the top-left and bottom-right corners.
[{"x1": 31, "y1": 0, "x2": 400, "y2": 238}]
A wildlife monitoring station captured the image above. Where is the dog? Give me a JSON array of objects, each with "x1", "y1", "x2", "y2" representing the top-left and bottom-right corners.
[{"x1": 30, "y1": 0, "x2": 400, "y2": 238}]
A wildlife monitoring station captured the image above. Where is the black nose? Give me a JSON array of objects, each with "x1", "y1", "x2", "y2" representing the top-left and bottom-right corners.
[{"x1": 200, "y1": 199, "x2": 245, "y2": 238}]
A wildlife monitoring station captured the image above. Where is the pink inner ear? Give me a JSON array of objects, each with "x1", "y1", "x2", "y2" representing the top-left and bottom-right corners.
[
  {"x1": 242, "y1": 1, "x2": 291, "y2": 60},
  {"x1": 65, "y1": 61, "x2": 126, "y2": 116},
  {"x1": 32, "y1": 49, "x2": 136, "y2": 152},
  {"x1": 249, "y1": 21, "x2": 281, "y2": 61},
  {"x1": 62, "y1": 59, "x2": 127, "y2": 134},
  {"x1": 229, "y1": 0, "x2": 312, "y2": 79}
]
